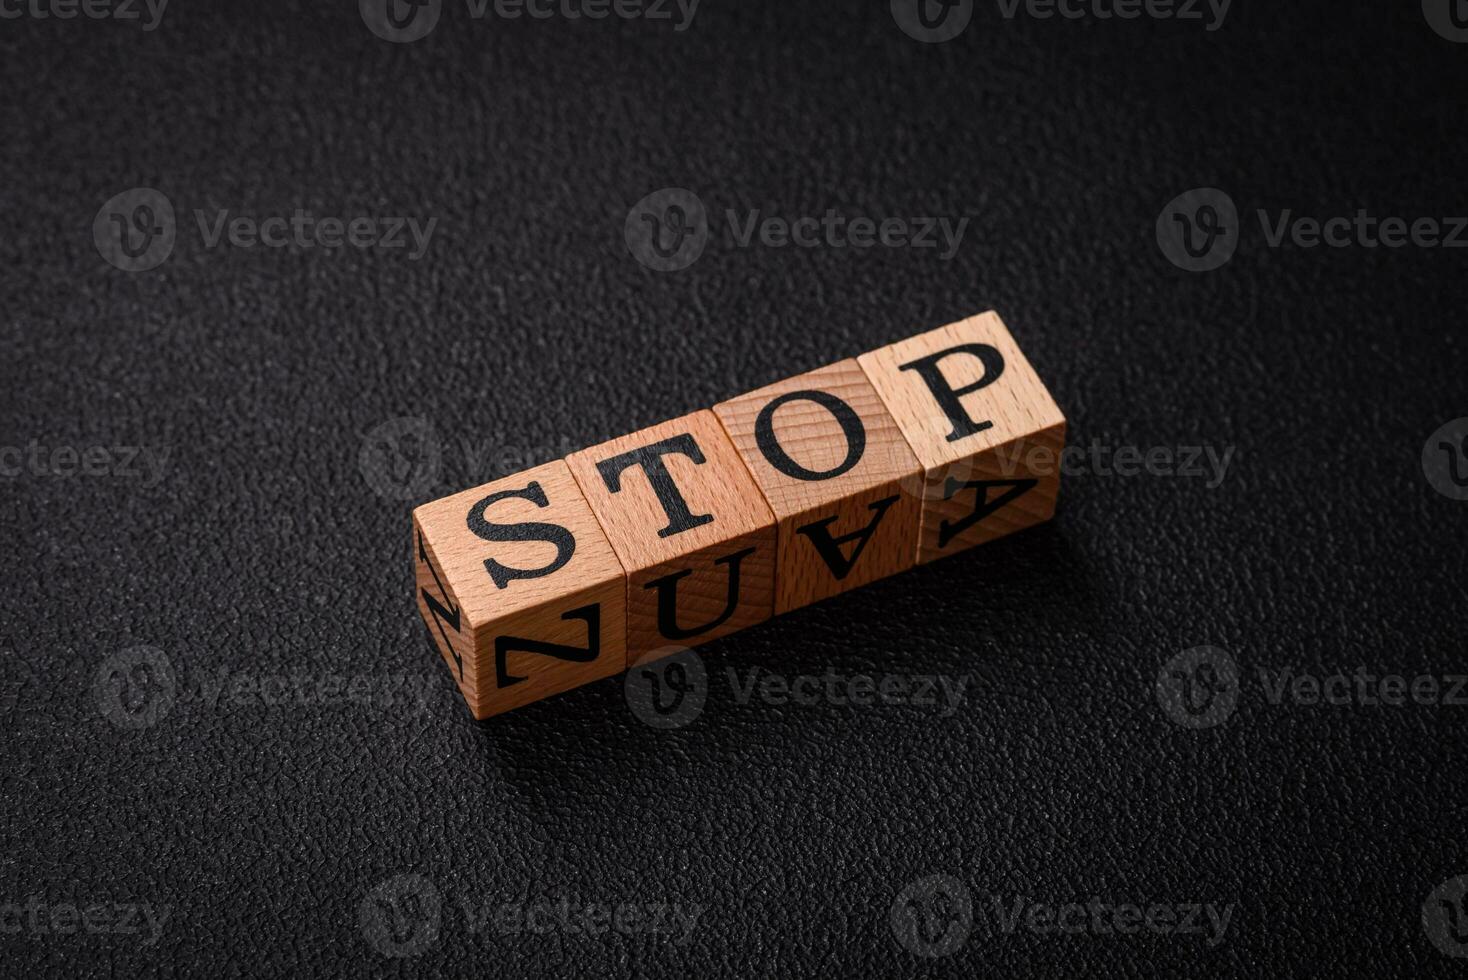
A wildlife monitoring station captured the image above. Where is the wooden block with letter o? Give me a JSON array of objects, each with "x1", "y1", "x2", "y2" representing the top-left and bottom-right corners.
[
  {"x1": 713, "y1": 359, "x2": 924, "y2": 614},
  {"x1": 858, "y1": 311, "x2": 1066, "y2": 564},
  {"x1": 566, "y1": 411, "x2": 776, "y2": 661},
  {"x1": 412, "y1": 460, "x2": 628, "y2": 720}
]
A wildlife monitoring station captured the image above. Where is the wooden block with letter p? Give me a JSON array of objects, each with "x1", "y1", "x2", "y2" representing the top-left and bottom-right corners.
[
  {"x1": 412, "y1": 460, "x2": 628, "y2": 720},
  {"x1": 713, "y1": 359, "x2": 924, "y2": 613},
  {"x1": 566, "y1": 411, "x2": 776, "y2": 661},
  {"x1": 858, "y1": 311, "x2": 1066, "y2": 564}
]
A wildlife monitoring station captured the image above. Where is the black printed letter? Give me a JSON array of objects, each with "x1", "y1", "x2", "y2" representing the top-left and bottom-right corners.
[
  {"x1": 596, "y1": 434, "x2": 714, "y2": 538},
  {"x1": 754, "y1": 389, "x2": 866, "y2": 482},
  {"x1": 898, "y1": 343, "x2": 1006, "y2": 442},
  {"x1": 466, "y1": 481, "x2": 577, "y2": 589}
]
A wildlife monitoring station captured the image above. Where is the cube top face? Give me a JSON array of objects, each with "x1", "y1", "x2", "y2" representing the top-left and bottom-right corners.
[
  {"x1": 857, "y1": 311, "x2": 1065, "y2": 468},
  {"x1": 712, "y1": 358, "x2": 922, "y2": 520},
  {"x1": 565, "y1": 410, "x2": 775, "y2": 575},
  {"x1": 411, "y1": 459, "x2": 625, "y2": 629}
]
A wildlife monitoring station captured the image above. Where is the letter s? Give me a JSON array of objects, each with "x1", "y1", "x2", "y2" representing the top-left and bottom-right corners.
[{"x1": 466, "y1": 481, "x2": 576, "y2": 589}]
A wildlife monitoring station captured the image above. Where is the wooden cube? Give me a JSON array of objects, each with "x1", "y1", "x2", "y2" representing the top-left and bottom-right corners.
[
  {"x1": 566, "y1": 411, "x2": 776, "y2": 660},
  {"x1": 412, "y1": 460, "x2": 628, "y2": 720},
  {"x1": 858, "y1": 311, "x2": 1066, "y2": 564},
  {"x1": 713, "y1": 359, "x2": 924, "y2": 614}
]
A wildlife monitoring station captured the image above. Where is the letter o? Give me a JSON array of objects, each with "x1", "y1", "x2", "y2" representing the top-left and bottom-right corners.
[{"x1": 754, "y1": 389, "x2": 866, "y2": 482}]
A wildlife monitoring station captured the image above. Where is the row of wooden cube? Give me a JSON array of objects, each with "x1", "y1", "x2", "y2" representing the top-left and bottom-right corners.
[{"x1": 413, "y1": 311, "x2": 1066, "y2": 719}]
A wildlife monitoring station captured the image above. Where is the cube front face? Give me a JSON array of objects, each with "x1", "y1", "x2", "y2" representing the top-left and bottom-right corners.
[
  {"x1": 565, "y1": 410, "x2": 777, "y2": 659},
  {"x1": 412, "y1": 460, "x2": 628, "y2": 719},
  {"x1": 858, "y1": 312, "x2": 1067, "y2": 565},
  {"x1": 713, "y1": 359, "x2": 924, "y2": 613}
]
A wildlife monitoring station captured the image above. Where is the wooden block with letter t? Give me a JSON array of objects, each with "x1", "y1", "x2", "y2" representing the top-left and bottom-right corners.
[
  {"x1": 858, "y1": 311, "x2": 1066, "y2": 564},
  {"x1": 412, "y1": 460, "x2": 628, "y2": 720},
  {"x1": 713, "y1": 359, "x2": 923, "y2": 614},
  {"x1": 566, "y1": 411, "x2": 776, "y2": 661}
]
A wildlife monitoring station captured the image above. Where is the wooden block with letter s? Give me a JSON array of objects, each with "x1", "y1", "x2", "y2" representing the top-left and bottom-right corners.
[
  {"x1": 412, "y1": 460, "x2": 628, "y2": 720},
  {"x1": 566, "y1": 410, "x2": 776, "y2": 662},
  {"x1": 858, "y1": 311, "x2": 1066, "y2": 564},
  {"x1": 712, "y1": 359, "x2": 924, "y2": 614}
]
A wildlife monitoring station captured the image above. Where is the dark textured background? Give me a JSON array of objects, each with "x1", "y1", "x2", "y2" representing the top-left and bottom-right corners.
[{"x1": 3, "y1": 0, "x2": 1467, "y2": 975}]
